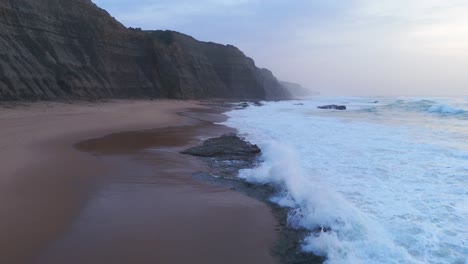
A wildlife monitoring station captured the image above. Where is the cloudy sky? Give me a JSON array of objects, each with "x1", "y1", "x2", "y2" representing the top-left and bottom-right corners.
[{"x1": 93, "y1": 0, "x2": 468, "y2": 96}]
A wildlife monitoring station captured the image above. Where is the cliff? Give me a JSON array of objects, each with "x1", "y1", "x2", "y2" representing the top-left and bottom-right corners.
[
  {"x1": 280, "y1": 81, "x2": 319, "y2": 98},
  {"x1": 148, "y1": 31, "x2": 290, "y2": 99},
  {"x1": 0, "y1": 0, "x2": 290, "y2": 101}
]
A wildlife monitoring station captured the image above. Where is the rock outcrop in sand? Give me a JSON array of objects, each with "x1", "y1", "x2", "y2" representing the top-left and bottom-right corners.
[
  {"x1": 0, "y1": 0, "x2": 290, "y2": 101},
  {"x1": 182, "y1": 134, "x2": 261, "y2": 159}
]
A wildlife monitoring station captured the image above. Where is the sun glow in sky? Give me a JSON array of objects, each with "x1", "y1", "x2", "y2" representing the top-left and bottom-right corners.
[{"x1": 93, "y1": 0, "x2": 468, "y2": 96}]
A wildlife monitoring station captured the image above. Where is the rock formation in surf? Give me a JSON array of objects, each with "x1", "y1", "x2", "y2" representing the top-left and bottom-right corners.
[
  {"x1": 318, "y1": 105, "x2": 347, "y2": 110},
  {"x1": 0, "y1": 0, "x2": 290, "y2": 101}
]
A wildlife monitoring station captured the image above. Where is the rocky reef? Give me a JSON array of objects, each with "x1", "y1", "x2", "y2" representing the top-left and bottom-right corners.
[
  {"x1": 182, "y1": 134, "x2": 324, "y2": 264},
  {"x1": 0, "y1": 0, "x2": 290, "y2": 101},
  {"x1": 318, "y1": 104, "x2": 347, "y2": 110},
  {"x1": 182, "y1": 134, "x2": 261, "y2": 177}
]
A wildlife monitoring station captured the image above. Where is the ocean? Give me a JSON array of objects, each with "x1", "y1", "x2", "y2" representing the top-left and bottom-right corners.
[{"x1": 223, "y1": 97, "x2": 468, "y2": 264}]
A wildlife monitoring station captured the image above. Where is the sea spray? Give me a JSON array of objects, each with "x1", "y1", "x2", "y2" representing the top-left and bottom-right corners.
[
  {"x1": 239, "y1": 142, "x2": 420, "y2": 264},
  {"x1": 224, "y1": 97, "x2": 468, "y2": 264},
  {"x1": 382, "y1": 99, "x2": 468, "y2": 118},
  {"x1": 427, "y1": 104, "x2": 466, "y2": 116}
]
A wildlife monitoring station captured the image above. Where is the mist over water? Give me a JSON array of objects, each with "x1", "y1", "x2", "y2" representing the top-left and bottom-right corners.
[{"x1": 223, "y1": 97, "x2": 468, "y2": 264}]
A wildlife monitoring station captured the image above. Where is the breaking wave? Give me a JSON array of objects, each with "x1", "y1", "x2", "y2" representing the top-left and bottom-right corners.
[
  {"x1": 224, "y1": 97, "x2": 468, "y2": 264},
  {"x1": 385, "y1": 100, "x2": 468, "y2": 117},
  {"x1": 238, "y1": 142, "x2": 419, "y2": 264}
]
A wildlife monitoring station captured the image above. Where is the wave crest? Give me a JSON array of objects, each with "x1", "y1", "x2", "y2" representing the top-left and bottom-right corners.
[
  {"x1": 385, "y1": 100, "x2": 467, "y2": 117},
  {"x1": 238, "y1": 142, "x2": 417, "y2": 264},
  {"x1": 427, "y1": 104, "x2": 466, "y2": 115}
]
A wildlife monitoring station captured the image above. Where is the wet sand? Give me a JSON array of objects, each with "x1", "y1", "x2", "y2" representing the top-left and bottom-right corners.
[{"x1": 0, "y1": 100, "x2": 279, "y2": 264}]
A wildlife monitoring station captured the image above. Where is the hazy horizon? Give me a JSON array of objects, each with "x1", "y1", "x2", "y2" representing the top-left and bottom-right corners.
[{"x1": 94, "y1": 0, "x2": 468, "y2": 96}]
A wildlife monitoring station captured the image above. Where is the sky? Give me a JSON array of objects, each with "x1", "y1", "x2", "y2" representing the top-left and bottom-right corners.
[{"x1": 93, "y1": 0, "x2": 468, "y2": 96}]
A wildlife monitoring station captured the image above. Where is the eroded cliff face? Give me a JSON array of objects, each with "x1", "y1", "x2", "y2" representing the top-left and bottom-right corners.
[
  {"x1": 0, "y1": 0, "x2": 290, "y2": 101},
  {"x1": 280, "y1": 81, "x2": 319, "y2": 98},
  {"x1": 0, "y1": 0, "x2": 160, "y2": 100}
]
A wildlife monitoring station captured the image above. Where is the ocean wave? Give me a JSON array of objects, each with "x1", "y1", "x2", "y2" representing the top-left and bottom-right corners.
[
  {"x1": 388, "y1": 99, "x2": 435, "y2": 111},
  {"x1": 225, "y1": 98, "x2": 468, "y2": 264},
  {"x1": 385, "y1": 100, "x2": 468, "y2": 117},
  {"x1": 427, "y1": 104, "x2": 466, "y2": 115},
  {"x1": 238, "y1": 142, "x2": 419, "y2": 264}
]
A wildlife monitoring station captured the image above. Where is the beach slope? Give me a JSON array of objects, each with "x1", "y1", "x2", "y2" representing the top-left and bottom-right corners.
[{"x1": 0, "y1": 100, "x2": 278, "y2": 264}]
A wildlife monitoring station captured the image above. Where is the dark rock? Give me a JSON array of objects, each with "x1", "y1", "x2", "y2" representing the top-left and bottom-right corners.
[
  {"x1": 181, "y1": 134, "x2": 262, "y2": 178},
  {"x1": 0, "y1": 0, "x2": 291, "y2": 101},
  {"x1": 311, "y1": 226, "x2": 332, "y2": 237},
  {"x1": 373, "y1": 101, "x2": 379, "y2": 104},
  {"x1": 186, "y1": 134, "x2": 325, "y2": 264},
  {"x1": 252, "y1": 101, "x2": 264, "y2": 107},
  {"x1": 234, "y1": 101, "x2": 263, "y2": 109},
  {"x1": 317, "y1": 105, "x2": 347, "y2": 110},
  {"x1": 181, "y1": 134, "x2": 260, "y2": 160},
  {"x1": 238, "y1": 102, "x2": 250, "y2": 108},
  {"x1": 294, "y1": 103, "x2": 304, "y2": 106}
]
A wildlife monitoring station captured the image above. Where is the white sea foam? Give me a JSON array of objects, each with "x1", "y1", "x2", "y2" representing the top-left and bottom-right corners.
[
  {"x1": 427, "y1": 104, "x2": 466, "y2": 115},
  {"x1": 381, "y1": 99, "x2": 468, "y2": 117},
  {"x1": 224, "y1": 97, "x2": 468, "y2": 264}
]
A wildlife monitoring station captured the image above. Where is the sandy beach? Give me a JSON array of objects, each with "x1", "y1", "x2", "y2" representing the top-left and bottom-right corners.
[{"x1": 0, "y1": 100, "x2": 279, "y2": 264}]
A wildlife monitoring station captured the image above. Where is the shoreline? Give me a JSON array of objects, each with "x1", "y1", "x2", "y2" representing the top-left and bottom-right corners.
[
  {"x1": 179, "y1": 119, "x2": 324, "y2": 264},
  {"x1": 0, "y1": 100, "x2": 280, "y2": 264}
]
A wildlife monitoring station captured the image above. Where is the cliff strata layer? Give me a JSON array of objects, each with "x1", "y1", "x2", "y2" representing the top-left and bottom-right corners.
[{"x1": 0, "y1": 0, "x2": 290, "y2": 101}]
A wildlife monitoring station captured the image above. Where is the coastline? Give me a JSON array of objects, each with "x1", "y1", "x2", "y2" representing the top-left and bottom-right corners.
[{"x1": 0, "y1": 100, "x2": 279, "y2": 264}]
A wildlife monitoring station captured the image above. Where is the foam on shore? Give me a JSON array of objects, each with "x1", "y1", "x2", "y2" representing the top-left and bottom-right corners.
[{"x1": 224, "y1": 98, "x2": 468, "y2": 264}]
